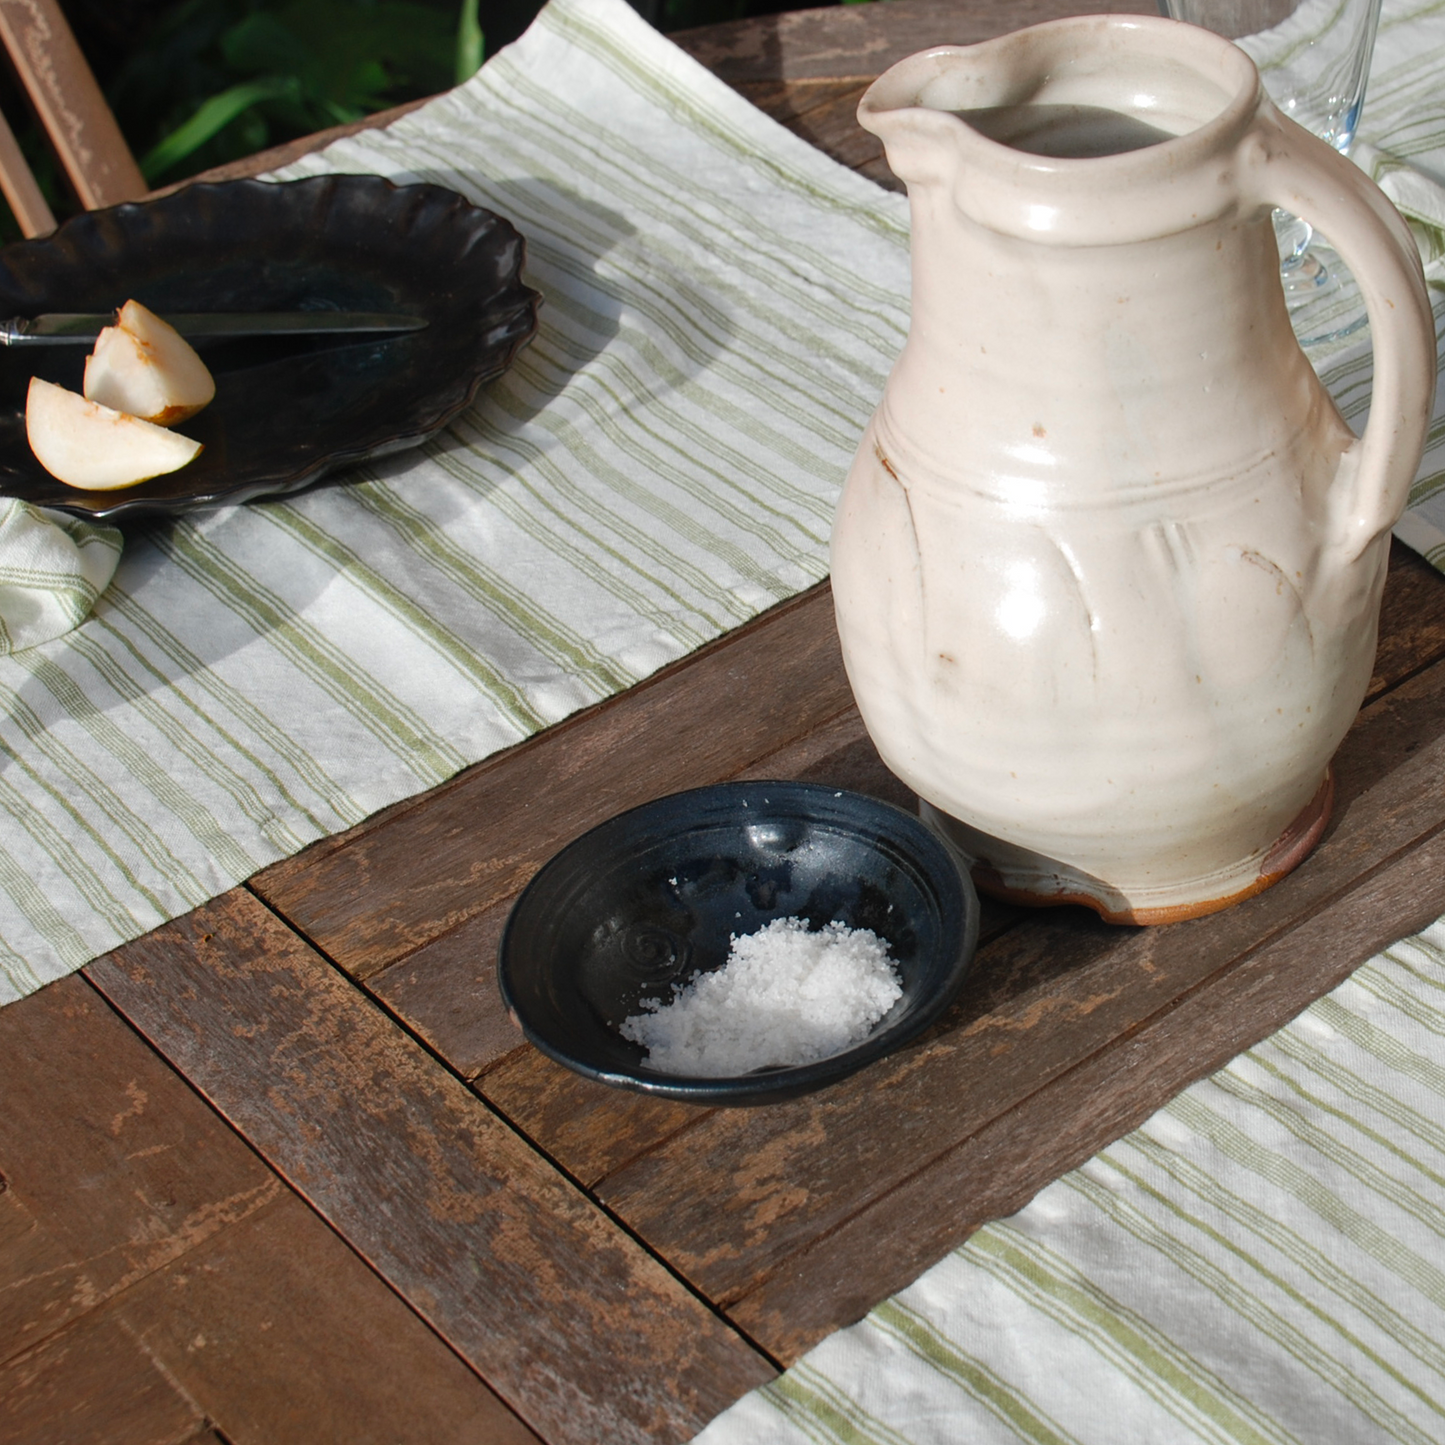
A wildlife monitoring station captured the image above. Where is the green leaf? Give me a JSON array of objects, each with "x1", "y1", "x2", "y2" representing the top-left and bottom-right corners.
[
  {"x1": 139, "y1": 74, "x2": 301, "y2": 180},
  {"x1": 456, "y1": 0, "x2": 483, "y2": 83}
]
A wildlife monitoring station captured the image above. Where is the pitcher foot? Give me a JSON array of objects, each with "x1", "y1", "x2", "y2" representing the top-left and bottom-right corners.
[{"x1": 921, "y1": 769, "x2": 1334, "y2": 926}]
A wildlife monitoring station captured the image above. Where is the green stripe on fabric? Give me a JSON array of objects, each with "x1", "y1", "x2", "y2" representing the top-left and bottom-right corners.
[
  {"x1": 419, "y1": 428, "x2": 714, "y2": 653},
  {"x1": 871, "y1": 1295, "x2": 1089, "y2": 1445},
  {"x1": 468, "y1": 64, "x2": 909, "y2": 349},
  {"x1": 964, "y1": 1225, "x2": 1298, "y2": 1445},
  {"x1": 1125, "y1": 1126, "x2": 1445, "y2": 1387},
  {"x1": 263, "y1": 501, "x2": 547, "y2": 733},
  {"x1": 1069, "y1": 1148, "x2": 1442, "y2": 1445},
  {"x1": 155, "y1": 520, "x2": 468, "y2": 786},
  {"x1": 759, "y1": 1363, "x2": 920, "y2": 1445},
  {"x1": 1191, "y1": 1072, "x2": 1445, "y2": 1250},
  {"x1": 0, "y1": 759, "x2": 167, "y2": 932},
  {"x1": 0, "y1": 676, "x2": 206, "y2": 913},
  {"x1": 12, "y1": 650, "x2": 260, "y2": 884},
  {"x1": 0, "y1": 833, "x2": 94, "y2": 972},
  {"x1": 538, "y1": 2, "x2": 910, "y2": 250},
  {"x1": 352, "y1": 480, "x2": 636, "y2": 697},
  {"x1": 98, "y1": 589, "x2": 364, "y2": 831},
  {"x1": 67, "y1": 629, "x2": 313, "y2": 860}
]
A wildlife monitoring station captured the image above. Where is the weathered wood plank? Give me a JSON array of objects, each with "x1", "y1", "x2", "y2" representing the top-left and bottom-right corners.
[
  {"x1": 475, "y1": 710, "x2": 1026, "y2": 1186},
  {"x1": 84, "y1": 891, "x2": 776, "y2": 1445},
  {"x1": 252, "y1": 583, "x2": 851, "y2": 980},
  {"x1": 0, "y1": 976, "x2": 281, "y2": 1367},
  {"x1": 0, "y1": 0, "x2": 146, "y2": 210},
  {"x1": 1369, "y1": 540, "x2": 1445, "y2": 701},
  {"x1": 368, "y1": 539, "x2": 1440, "y2": 1185},
  {"x1": 117, "y1": 1191, "x2": 544, "y2": 1445},
  {"x1": 729, "y1": 819, "x2": 1445, "y2": 1360},
  {"x1": 734, "y1": 78, "x2": 887, "y2": 183},
  {"x1": 670, "y1": 0, "x2": 1155, "y2": 85},
  {"x1": 0, "y1": 1310, "x2": 204, "y2": 1445},
  {"x1": 480, "y1": 1053, "x2": 711, "y2": 1189},
  {"x1": 367, "y1": 897, "x2": 525, "y2": 1080},
  {"x1": 593, "y1": 650, "x2": 1445, "y2": 1315},
  {"x1": 0, "y1": 973, "x2": 537, "y2": 1443}
]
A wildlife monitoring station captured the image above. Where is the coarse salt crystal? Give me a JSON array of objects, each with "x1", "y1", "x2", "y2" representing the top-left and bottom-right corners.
[{"x1": 620, "y1": 916, "x2": 903, "y2": 1076}]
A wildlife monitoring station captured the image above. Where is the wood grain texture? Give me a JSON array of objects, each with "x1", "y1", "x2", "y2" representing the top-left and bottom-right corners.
[
  {"x1": 0, "y1": 103, "x2": 54, "y2": 236},
  {"x1": 84, "y1": 890, "x2": 776, "y2": 1445},
  {"x1": 252, "y1": 583, "x2": 851, "y2": 979},
  {"x1": 0, "y1": 973, "x2": 538, "y2": 1444},
  {"x1": 328, "y1": 540, "x2": 1442, "y2": 1193},
  {"x1": 0, "y1": 1310, "x2": 204, "y2": 1445},
  {"x1": 367, "y1": 897, "x2": 525, "y2": 1080},
  {"x1": 475, "y1": 710, "x2": 1025, "y2": 1188},
  {"x1": 0, "y1": 0, "x2": 145, "y2": 208},
  {"x1": 592, "y1": 648, "x2": 1445, "y2": 1325},
  {"x1": 1368, "y1": 540, "x2": 1445, "y2": 700},
  {"x1": 115, "y1": 1191, "x2": 544, "y2": 1445},
  {"x1": 0, "y1": 976, "x2": 281, "y2": 1367},
  {"x1": 481, "y1": 1052, "x2": 712, "y2": 1189},
  {"x1": 670, "y1": 0, "x2": 1155, "y2": 84},
  {"x1": 730, "y1": 821, "x2": 1445, "y2": 1360},
  {"x1": 733, "y1": 78, "x2": 888, "y2": 185},
  {"x1": 53, "y1": 0, "x2": 1444, "y2": 1428}
]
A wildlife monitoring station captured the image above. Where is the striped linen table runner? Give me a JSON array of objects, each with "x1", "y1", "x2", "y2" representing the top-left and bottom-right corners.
[
  {"x1": 0, "y1": 0, "x2": 1440, "y2": 1012},
  {"x1": 0, "y1": 0, "x2": 916, "y2": 999}
]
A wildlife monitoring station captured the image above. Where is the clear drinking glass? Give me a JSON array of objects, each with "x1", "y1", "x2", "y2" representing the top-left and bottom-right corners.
[{"x1": 1158, "y1": 0, "x2": 1385, "y2": 342}]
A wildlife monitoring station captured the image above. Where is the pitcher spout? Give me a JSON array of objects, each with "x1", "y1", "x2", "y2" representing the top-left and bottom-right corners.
[{"x1": 858, "y1": 16, "x2": 1263, "y2": 245}]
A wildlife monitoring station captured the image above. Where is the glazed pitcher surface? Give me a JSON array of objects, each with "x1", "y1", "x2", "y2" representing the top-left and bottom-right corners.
[{"x1": 830, "y1": 16, "x2": 1434, "y2": 923}]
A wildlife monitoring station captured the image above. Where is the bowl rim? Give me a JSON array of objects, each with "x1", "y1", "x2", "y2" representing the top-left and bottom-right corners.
[{"x1": 497, "y1": 779, "x2": 981, "y2": 1106}]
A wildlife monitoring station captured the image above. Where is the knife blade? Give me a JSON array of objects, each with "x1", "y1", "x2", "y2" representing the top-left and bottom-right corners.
[{"x1": 0, "y1": 311, "x2": 428, "y2": 345}]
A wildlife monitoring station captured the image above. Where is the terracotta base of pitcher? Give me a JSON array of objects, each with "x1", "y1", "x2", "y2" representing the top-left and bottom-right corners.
[{"x1": 920, "y1": 769, "x2": 1334, "y2": 927}]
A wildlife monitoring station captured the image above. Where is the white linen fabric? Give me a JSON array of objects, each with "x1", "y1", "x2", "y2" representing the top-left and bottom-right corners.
[
  {"x1": 693, "y1": 920, "x2": 1445, "y2": 1445},
  {"x1": 0, "y1": 499, "x2": 120, "y2": 655},
  {"x1": 0, "y1": 0, "x2": 910, "y2": 1000},
  {"x1": 0, "y1": 0, "x2": 1442, "y2": 1009}
]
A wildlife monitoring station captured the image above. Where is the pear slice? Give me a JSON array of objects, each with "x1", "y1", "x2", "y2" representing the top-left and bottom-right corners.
[
  {"x1": 83, "y1": 299, "x2": 215, "y2": 425},
  {"x1": 26, "y1": 377, "x2": 202, "y2": 490}
]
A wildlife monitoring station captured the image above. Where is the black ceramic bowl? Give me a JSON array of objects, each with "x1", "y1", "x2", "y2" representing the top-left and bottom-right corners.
[
  {"x1": 498, "y1": 781, "x2": 979, "y2": 1106},
  {"x1": 0, "y1": 174, "x2": 540, "y2": 518}
]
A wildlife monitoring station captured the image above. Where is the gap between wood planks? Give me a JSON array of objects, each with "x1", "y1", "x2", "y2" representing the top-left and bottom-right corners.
[
  {"x1": 84, "y1": 891, "x2": 778, "y2": 1445},
  {"x1": 236, "y1": 542, "x2": 1445, "y2": 1369},
  {"x1": 0, "y1": 973, "x2": 543, "y2": 1445},
  {"x1": 240, "y1": 876, "x2": 791, "y2": 1364}
]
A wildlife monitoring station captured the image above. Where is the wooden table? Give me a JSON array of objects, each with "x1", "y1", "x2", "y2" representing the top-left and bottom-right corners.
[{"x1": 5, "y1": 2, "x2": 1445, "y2": 1441}]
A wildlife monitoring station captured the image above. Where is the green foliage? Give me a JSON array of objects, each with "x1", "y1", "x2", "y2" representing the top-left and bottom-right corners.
[
  {"x1": 0, "y1": 0, "x2": 857, "y2": 240},
  {"x1": 108, "y1": 0, "x2": 484, "y2": 184}
]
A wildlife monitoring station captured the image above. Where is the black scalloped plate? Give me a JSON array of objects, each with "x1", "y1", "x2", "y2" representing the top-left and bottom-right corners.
[{"x1": 0, "y1": 175, "x2": 540, "y2": 519}]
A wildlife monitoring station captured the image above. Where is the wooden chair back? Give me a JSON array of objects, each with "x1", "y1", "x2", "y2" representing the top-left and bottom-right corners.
[{"x1": 0, "y1": 0, "x2": 146, "y2": 237}]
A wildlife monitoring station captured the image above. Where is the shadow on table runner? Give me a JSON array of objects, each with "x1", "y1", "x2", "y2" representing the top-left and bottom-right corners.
[{"x1": 0, "y1": 0, "x2": 910, "y2": 1002}]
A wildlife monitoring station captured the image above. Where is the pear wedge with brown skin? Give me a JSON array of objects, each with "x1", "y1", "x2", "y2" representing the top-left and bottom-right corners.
[
  {"x1": 26, "y1": 377, "x2": 203, "y2": 490},
  {"x1": 84, "y1": 299, "x2": 216, "y2": 425}
]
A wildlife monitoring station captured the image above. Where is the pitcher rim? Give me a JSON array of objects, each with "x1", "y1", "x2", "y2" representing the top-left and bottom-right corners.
[{"x1": 859, "y1": 14, "x2": 1267, "y2": 243}]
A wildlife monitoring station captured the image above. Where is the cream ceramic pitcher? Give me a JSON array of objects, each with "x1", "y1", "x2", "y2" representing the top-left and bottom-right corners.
[{"x1": 831, "y1": 15, "x2": 1435, "y2": 924}]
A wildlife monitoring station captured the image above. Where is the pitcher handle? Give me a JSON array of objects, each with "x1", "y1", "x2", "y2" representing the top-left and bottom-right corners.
[{"x1": 1243, "y1": 103, "x2": 1436, "y2": 563}]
